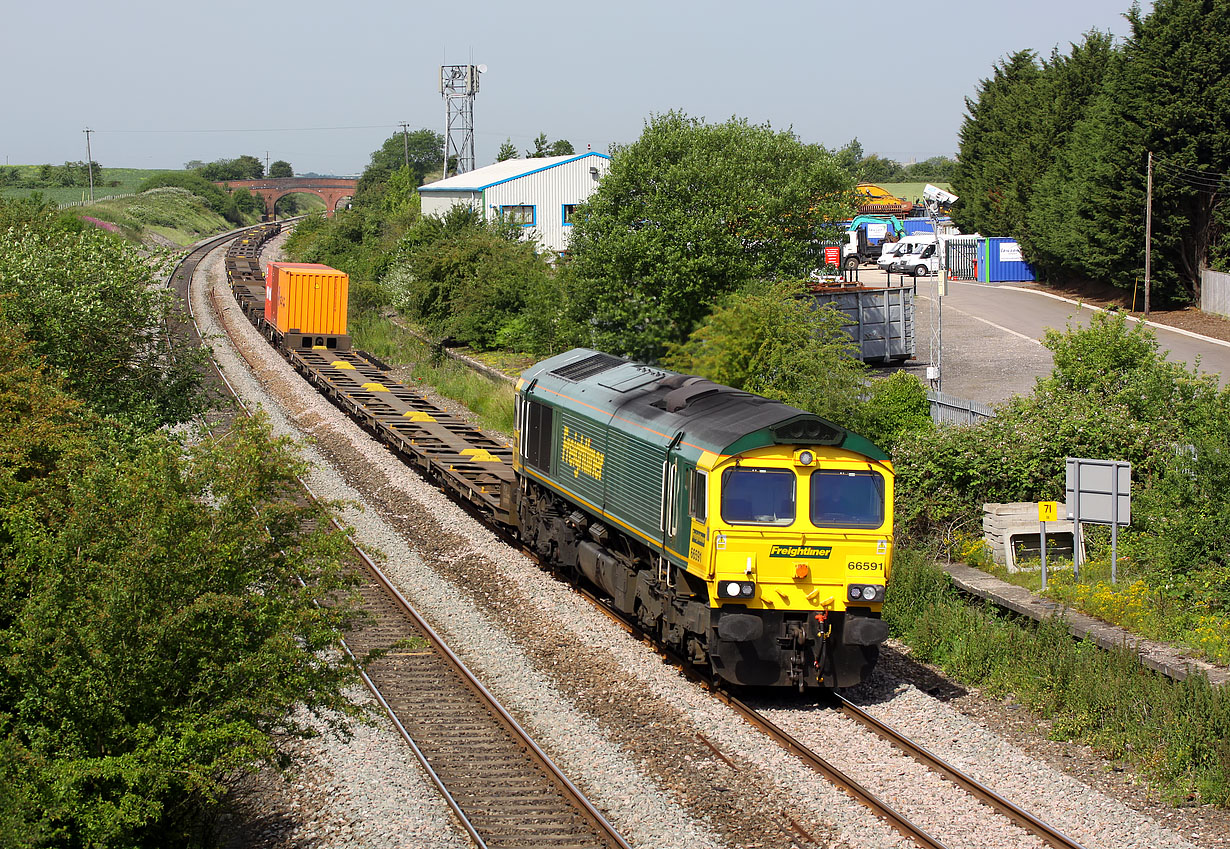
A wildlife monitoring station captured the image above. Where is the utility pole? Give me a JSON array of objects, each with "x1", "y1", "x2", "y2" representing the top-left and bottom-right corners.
[
  {"x1": 1144, "y1": 150, "x2": 1153, "y2": 319},
  {"x1": 399, "y1": 122, "x2": 410, "y2": 171},
  {"x1": 266, "y1": 151, "x2": 270, "y2": 176},
  {"x1": 83, "y1": 127, "x2": 94, "y2": 203}
]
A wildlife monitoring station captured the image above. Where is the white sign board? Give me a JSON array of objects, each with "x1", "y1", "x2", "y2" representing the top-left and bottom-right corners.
[
  {"x1": 998, "y1": 241, "x2": 1023, "y2": 263},
  {"x1": 1065, "y1": 458, "x2": 1131, "y2": 526},
  {"x1": 866, "y1": 222, "x2": 888, "y2": 241}
]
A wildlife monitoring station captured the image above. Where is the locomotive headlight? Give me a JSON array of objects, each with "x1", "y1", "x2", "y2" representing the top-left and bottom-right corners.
[
  {"x1": 795, "y1": 449, "x2": 815, "y2": 466},
  {"x1": 848, "y1": 584, "x2": 885, "y2": 602},
  {"x1": 718, "y1": 581, "x2": 757, "y2": 599}
]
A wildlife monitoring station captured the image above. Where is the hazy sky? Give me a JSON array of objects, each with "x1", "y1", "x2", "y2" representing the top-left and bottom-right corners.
[{"x1": 2, "y1": 0, "x2": 1148, "y2": 176}]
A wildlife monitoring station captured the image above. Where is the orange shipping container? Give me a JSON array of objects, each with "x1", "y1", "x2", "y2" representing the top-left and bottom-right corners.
[{"x1": 265, "y1": 262, "x2": 349, "y2": 336}]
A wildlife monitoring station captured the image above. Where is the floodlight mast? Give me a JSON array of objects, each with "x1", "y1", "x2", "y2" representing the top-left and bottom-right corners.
[{"x1": 440, "y1": 64, "x2": 483, "y2": 178}]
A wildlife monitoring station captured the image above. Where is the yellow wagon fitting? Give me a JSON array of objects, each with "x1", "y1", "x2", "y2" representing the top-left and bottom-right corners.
[
  {"x1": 460, "y1": 448, "x2": 502, "y2": 463},
  {"x1": 331, "y1": 361, "x2": 356, "y2": 370},
  {"x1": 403, "y1": 411, "x2": 437, "y2": 422},
  {"x1": 361, "y1": 382, "x2": 389, "y2": 392}
]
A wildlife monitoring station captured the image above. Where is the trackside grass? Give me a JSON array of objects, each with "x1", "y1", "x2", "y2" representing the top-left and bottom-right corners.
[
  {"x1": 349, "y1": 311, "x2": 516, "y2": 437},
  {"x1": 885, "y1": 548, "x2": 1230, "y2": 805}
]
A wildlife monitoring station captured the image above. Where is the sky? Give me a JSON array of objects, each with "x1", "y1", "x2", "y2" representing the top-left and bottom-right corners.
[{"x1": 1, "y1": 0, "x2": 1150, "y2": 177}]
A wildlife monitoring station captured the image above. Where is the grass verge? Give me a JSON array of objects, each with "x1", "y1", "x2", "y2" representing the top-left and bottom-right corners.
[
  {"x1": 350, "y1": 311, "x2": 515, "y2": 436},
  {"x1": 955, "y1": 538, "x2": 1230, "y2": 666},
  {"x1": 76, "y1": 187, "x2": 251, "y2": 247},
  {"x1": 885, "y1": 547, "x2": 1230, "y2": 805}
]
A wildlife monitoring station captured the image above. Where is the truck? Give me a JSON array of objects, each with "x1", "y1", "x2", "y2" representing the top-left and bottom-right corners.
[{"x1": 840, "y1": 215, "x2": 905, "y2": 270}]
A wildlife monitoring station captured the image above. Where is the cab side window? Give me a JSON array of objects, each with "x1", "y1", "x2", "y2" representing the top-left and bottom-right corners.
[{"x1": 689, "y1": 469, "x2": 707, "y2": 521}]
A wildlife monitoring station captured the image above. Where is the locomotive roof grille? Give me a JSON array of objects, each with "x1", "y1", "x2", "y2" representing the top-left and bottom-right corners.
[
  {"x1": 772, "y1": 419, "x2": 844, "y2": 445},
  {"x1": 550, "y1": 352, "x2": 625, "y2": 382}
]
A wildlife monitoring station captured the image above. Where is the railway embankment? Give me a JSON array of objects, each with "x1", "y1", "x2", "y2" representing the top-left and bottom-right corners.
[{"x1": 940, "y1": 562, "x2": 1230, "y2": 687}]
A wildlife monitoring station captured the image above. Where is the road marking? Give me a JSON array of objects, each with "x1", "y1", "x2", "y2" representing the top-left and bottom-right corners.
[
  {"x1": 916, "y1": 291, "x2": 1044, "y2": 346},
  {"x1": 995, "y1": 284, "x2": 1230, "y2": 349}
]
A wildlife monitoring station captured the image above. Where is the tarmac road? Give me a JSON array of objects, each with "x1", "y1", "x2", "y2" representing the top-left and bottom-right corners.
[{"x1": 851, "y1": 268, "x2": 1230, "y2": 407}]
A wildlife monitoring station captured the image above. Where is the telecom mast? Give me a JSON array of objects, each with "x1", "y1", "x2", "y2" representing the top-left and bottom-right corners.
[{"x1": 440, "y1": 63, "x2": 485, "y2": 178}]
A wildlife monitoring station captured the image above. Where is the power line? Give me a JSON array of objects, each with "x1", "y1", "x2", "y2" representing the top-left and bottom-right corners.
[{"x1": 95, "y1": 124, "x2": 398, "y2": 134}]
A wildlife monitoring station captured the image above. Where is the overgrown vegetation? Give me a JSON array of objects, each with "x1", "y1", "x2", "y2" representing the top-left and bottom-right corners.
[
  {"x1": 0, "y1": 200, "x2": 363, "y2": 844},
  {"x1": 894, "y1": 312, "x2": 1230, "y2": 620},
  {"x1": 953, "y1": 0, "x2": 1230, "y2": 303},
  {"x1": 136, "y1": 171, "x2": 264, "y2": 226},
  {"x1": 884, "y1": 550, "x2": 1230, "y2": 805},
  {"x1": 0, "y1": 201, "x2": 208, "y2": 428},
  {"x1": 663, "y1": 280, "x2": 932, "y2": 452}
]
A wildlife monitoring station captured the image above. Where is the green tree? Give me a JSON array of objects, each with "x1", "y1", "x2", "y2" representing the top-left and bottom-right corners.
[
  {"x1": 548, "y1": 139, "x2": 575, "y2": 156},
  {"x1": 835, "y1": 139, "x2": 864, "y2": 177},
  {"x1": 0, "y1": 213, "x2": 208, "y2": 429},
  {"x1": 527, "y1": 133, "x2": 551, "y2": 157},
  {"x1": 269, "y1": 159, "x2": 294, "y2": 178},
  {"x1": 951, "y1": 49, "x2": 1045, "y2": 239},
  {"x1": 859, "y1": 154, "x2": 904, "y2": 184},
  {"x1": 664, "y1": 281, "x2": 869, "y2": 424},
  {"x1": 564, "y1": 111, "x2": 855, "y2": 361},
  {"x1": 199, "y1": 155, "x2": 265, "y2": 181},
  {"x1": 496, "y1": 138, "x2": 519, "y2": 162},
  {"x1": 1059, "y1": 2, "x2": 1230, "y2": 302},
  {"x1": 360, "y1": 129, "x2": 445, "y2": 197}
]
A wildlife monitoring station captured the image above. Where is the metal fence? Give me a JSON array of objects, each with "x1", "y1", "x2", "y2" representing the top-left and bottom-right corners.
[
  {"x1": 927, "y1": 388, "x2": 995, "y2": 425},
  {"x1": 1202, "y1": 267, "x2": 1230, "y2": 319},
  {"x1": 58, "y1": 193, "x2": 136, "y2": 209}
]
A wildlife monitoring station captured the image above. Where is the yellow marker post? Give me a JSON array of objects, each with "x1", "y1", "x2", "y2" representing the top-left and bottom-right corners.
[{"x1": 1038, "y1": 501, "x2": 1058, "y2": 590}]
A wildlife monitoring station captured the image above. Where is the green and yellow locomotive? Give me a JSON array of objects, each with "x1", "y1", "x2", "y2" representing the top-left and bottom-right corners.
[{"x1": 514, "y1": 349, "x2": 894, "y2": 690}]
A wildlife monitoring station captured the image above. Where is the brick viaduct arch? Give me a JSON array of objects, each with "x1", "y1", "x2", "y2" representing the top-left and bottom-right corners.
[{"x1": 216, "y1": 177, "x2": 358, "y2": 218}]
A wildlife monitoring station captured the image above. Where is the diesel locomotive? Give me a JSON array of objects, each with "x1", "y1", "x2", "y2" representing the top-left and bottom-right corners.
[
  {"x1": 514, "y1": 350, "x2": 893, "y2": 690},
  {"x1": 223, "y1": 226, "x2": 894, "y2": 690}
]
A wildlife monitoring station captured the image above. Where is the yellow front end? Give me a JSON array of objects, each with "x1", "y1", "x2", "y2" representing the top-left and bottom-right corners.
[
  {"x1": 690, "y1": 445, "x2": 894, "y2": 616},
  {"x1": 686, "y1": 445, "x2": 893, "y2": 687}
]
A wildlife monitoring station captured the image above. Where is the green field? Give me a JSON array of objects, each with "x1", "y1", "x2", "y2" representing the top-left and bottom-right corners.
[
  {"x1": 0, "y1": 166, "x2": 164, "y2": 204},
  {"x1": 875, "y1": 181, "x2": 953, "y2": 205}
]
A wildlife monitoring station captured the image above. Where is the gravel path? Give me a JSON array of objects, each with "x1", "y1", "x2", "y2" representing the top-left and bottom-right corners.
[{"x1": 197, "y1": 235, "x2": 1211, "y2": 848}]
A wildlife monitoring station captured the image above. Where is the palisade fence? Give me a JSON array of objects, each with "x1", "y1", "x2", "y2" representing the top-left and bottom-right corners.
[
  {"x1": 1201, "y1": 267, "x2": 1230, "y2": 319},
  {"x1": 926, "y1": 388, "x2": 994, "y2": 425},
  {"x1": 58, "y1": 193, "x2": 136, "y2": 209}
]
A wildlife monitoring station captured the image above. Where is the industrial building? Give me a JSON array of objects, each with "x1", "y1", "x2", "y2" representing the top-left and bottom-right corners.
[{"x1": 417, "y1": 151, "x2": 611, "y2": 253}]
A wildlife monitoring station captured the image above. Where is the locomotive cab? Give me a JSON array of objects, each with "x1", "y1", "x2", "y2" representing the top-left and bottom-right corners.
[{"x1": 692, "y1": 446, "x2": 893, "y2": 689}]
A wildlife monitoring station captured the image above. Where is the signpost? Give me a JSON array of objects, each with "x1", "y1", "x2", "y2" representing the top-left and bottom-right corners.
[
  {"x1": 1065, "y1": 458, "x2": 1131, "y2": 583},
  {"x1": 1038, "y1": 501, "x2": 1058, "y2": 591}
]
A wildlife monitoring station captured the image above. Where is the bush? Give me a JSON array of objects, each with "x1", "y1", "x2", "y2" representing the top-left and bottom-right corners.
[{"x1": 385, "y1": 206, "x2": 558, "y2": 352}]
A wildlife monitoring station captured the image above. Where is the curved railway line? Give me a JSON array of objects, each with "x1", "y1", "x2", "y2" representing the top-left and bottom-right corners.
[
  {"x1": 170, "y1": 228, "x2": 631, "y2": 849},
  {"x1": 186, "y1": 223, "x2": 1098, "y2": 848}
]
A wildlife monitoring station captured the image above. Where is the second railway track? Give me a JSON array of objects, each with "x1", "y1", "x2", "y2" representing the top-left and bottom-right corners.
[{"x1": 177, "y1": 226, "x2": 631, "y2": 849}]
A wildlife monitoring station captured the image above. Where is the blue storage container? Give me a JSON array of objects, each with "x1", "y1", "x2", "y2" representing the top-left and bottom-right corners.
[
  {"x1": 902, "y1": 219, "x2": 935, "y2": 236},
  {"x1": 981, "y1": 238, "x2": 1037, "y2": 282}
]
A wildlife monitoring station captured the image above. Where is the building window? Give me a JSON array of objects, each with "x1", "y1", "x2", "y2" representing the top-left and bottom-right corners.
[
  {"x1": 562, "y1": 204, "x2": 579, "y2": 226},
  {"x1": 500, "y1": 204, "x2": 535, "y2": 226}
]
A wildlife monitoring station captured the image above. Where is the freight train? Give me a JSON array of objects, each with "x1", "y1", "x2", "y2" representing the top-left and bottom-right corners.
[{"x1": 223, "y1": 224, "x2": 895, "y2": 690}]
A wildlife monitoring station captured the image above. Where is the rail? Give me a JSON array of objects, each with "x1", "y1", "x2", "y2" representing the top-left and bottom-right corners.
[{"x1": 195, "y1": 226, "x2": 630, "y2": 849}]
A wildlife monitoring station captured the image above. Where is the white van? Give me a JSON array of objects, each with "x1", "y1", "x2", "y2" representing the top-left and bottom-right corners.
[
  {"x1": 881, "y1": 234, "x2": 936, "y2": 274},
  {"x1": 892, "y1": 241, "x2": 941, "y2": 277}
]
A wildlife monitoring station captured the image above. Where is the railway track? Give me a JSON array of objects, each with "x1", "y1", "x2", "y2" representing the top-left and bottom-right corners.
[
  {"x1": 193, "y1": 223, "x2": 1095, "y2": 848},
  {"x1": 174, "y1": 228, "x2": 632, "y2": 849}
]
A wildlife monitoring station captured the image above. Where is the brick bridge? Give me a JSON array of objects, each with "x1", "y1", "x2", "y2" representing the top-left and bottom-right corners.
[{"x1": 216, "y1": 177, "x2": 358, "y2": 218}]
